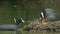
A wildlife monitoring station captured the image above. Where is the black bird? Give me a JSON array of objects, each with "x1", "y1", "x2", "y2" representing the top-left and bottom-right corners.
[
  {"x1": 14, "y1": 18, "x2": 25, "y2": 25},
  {"x1": 0, "y1": 18, "x2": 25, "y2": 31}
]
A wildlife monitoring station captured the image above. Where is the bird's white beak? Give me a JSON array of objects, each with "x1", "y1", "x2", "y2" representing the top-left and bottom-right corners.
[
  {"x1": 41, "y1": 12, "x2": 44, "y2": 18},
  {"x1": 21, "y1": 18, "x2": 25, "y2": 23}
]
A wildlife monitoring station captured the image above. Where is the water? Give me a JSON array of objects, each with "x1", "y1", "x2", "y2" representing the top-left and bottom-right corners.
[
  {"x1": 22, "y1": 30, "x2": 60, "y2": 34},
  {"x1": 0, "y1": 28, "x2": 60, "y2": 34},
  {"x1": 0, "y1": 31, "x2": 16, "y2": 34}
]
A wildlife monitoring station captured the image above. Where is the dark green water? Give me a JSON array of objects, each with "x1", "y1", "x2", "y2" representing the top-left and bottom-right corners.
[
  {"x1": 0, "y1": 0, "x2": 60, "y2": 28},
  {"x1": 0, "y1": 30, "x2": 60, "y2": 34},
  {"x1": 21, "y1": 31, "x2": 60, "y2": 34}
]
